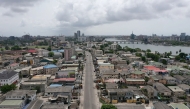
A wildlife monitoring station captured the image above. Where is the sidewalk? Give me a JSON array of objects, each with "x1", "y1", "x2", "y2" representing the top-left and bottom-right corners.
[{"x1": 79, "y1": 62, "x2": 86, "y2": 109}]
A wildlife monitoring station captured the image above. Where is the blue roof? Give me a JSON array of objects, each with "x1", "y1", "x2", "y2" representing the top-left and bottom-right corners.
[
  {"x1": 49, "y1": 84, "x2": 62, "y2": 87},
  {"x1": 43, "y1": 64, "x2": 58, "y2": 69},
  {"x1": 52, "y1": 49, "x2": 64, "y2": 53}
]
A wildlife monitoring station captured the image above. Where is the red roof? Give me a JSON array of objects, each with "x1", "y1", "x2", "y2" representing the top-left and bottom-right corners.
[
  {"x1": 53, "y1": 78, "x2": 76, "y2": 82},
  {"x1": 144, "y1": 65, "x2": 167, "y2": 73},
  {"x1": 144, "y1": 66, "x2": 160, "y2": 70},
  {"x1": 28, "y1": 49, "x2": 37, "y2": 53}
]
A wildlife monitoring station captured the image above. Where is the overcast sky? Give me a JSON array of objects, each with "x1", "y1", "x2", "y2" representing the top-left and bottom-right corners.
[{"x1": 0, "y1": 0, "x2": 190, "y2": 36}]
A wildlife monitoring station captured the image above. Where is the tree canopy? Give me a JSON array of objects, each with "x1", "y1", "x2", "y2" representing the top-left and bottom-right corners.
[
  {"x1": 11, "y1": 45, "x2": 21, "y2": 50},
  {"x1": 47, "y1": 46, "x2": 51, "y2": 51},
  {"x1": 1, "y1": 84, "x2": 17, "y2": 94},
  {"x1": 48, "y1": 52, "x2": 54, "y2": 57},
  {"x1": 101, "y1": 104, "x2": 117, "y2": 109}
]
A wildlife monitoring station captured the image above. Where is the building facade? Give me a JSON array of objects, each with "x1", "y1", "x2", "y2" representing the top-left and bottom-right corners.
[{"x1": 0, "y1": 70, "x2": 19, "y2": 86}]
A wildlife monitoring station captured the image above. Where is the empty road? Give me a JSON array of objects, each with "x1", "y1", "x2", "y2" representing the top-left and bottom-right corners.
[{"x1": 83, "y1": 51, "x2": 99, "y2": 109}]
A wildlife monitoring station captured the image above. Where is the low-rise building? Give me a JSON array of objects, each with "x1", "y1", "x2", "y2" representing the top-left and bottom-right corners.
[
  {"x1": 173, "y1": 75, "x2": 186, "y2": 84},
  {"x1": 43, "y1": 64, "x2": 59, "y2": 75},
  {"x1": 26, "y1": 99, "x2": 43, "y2": 109},
  {"x1": 99, "y1": 63, "x2": 114, "y2": 71},
  {"x1": 178, "y1": 84, "x2": 190, "y2": 94},
  {"x1": 110, "y1": 43, "x2": 117, "y2": 50},
  {"x1": 41, "y1": 103, "x2": 69, "y2": 109},
  {"x1": 0, "y1": 70, "x2": 19, "y2": 86},
  {"x1": 163, "y1": 76, "x2": 177, "y2": 85},
  {"x1": 153, "y1": 82, "x2": 172, "y2": 97},
  {"x1": 93, "y1": 50, "x2": 103, "y2": 57},
  {"x1": 44, "y1": 86, "x2": 73, "y2": 103},
  {"x1": 20, "y1": 81, "x2": 47, "y2": 92},
  {"x1": 130, "y1": 71, "x2": 145, "y2": 79},
  {"x1": 52, "y1": 78, "x2": 76, "y2": 85},
  {"x1": 125, "y1": 78, "x2": 145, "y2": 85},
  {"x1": 6, "y1": 90, "x2": 37, "y2": 101},
  {"x1": 168, "y1": 86, "x2": 185, "y2": 97},
  {"x1": 153, "y1": 102, "x2": 171, "y2": 109},
  {"x1": 6, "y1": 63, "x2": 19, "y2": 70},
  {"x1": 0, "y1": 100, "x2": 25, "y2": 109},
  {"x1": 30, "y1": 66, "x2": 43, "y2": 75},
  {"x1": 107, "y1": 89, "x2": 134, "y2": 103},
  {"x1": 169, "y1": 103, "x2": 189, "y2": 109},
  {"x1": 116, "y1": 105, "x2": 145, "y2": 109},
  {"x1": 142, "y1": 86, "x2": 157, "y2": 99},
  {"x1": 105, "y1": 83, "x2": 118, "y2": 89}
]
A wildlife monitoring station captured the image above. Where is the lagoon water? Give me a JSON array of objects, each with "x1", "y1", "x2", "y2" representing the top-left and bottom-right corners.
[{"x1": 105, "y1": 38, "x2": 190, "y2": 54}]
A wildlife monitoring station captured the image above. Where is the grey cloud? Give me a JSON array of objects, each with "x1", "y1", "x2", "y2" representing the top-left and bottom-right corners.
[
  {"x1": 55, "y1": 0, "x2": 190, "y2": 28},
  {"x1": 0, "y1": 0, "x2": 42, "y2": 14},
  {"x1": 20, "y1": 20, "x2": 26, "y2": 27},
  {"x1": 11, "y1": 7, "x2": 28, "y2": 13},
  {"x1": 0, "y1": 0, "x2": 39, "y2": 7},
  {"x1": 2, "y1": 12, "x2": 13, "y2": 17}
]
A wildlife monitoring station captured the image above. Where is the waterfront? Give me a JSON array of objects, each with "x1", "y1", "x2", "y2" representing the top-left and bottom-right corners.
[{"x1": 105, "y1": 38, "x2": 190, "y2": 54}]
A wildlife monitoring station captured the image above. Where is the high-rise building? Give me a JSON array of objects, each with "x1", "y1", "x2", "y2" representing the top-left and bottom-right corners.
[
  {"x1": 180, "y1": 33, "x2": 186, "y2": 41},
  {"x1": 59, "y1": 36, "x2": 65, "y2": 42},
  {"x1": 64, "y1": 48, "x2": 72, "y2": 61},
  {"x1": 74, "y1": 33, "x2": 77, "y2": 39},
  {"x1": 77, "y1": 30, "x2": 80, "y2": 37}
]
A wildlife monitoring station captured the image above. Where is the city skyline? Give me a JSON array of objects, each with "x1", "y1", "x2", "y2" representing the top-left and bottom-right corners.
[{"x1": 0, "y1": 0, "x2": 190, "y2": 36}]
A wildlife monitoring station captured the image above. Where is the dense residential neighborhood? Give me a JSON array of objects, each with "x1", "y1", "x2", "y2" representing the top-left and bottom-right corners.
[{"x1": 0, "y1": 33, "x2": 190, "y2": 109}]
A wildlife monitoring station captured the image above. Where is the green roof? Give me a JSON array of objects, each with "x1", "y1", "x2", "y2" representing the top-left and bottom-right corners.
[
  {"x1": 170, "y1": 103, "x2": 189, "y2": 109},
  {"x1": 150, "y1": 62, "x2": 163, "y2": 66},
  {"x1": 168, "y1": 66, "x2": 183, "y2": 70},
  {"x1": 132, "y1": 71, "x2": 144, "y2": 74},
  {"x1": 0, "y1": 100, "x2": 23, "y2": 106},
  {"x1": 169, "y1": 56, "x2": 175, "y2": 58}
]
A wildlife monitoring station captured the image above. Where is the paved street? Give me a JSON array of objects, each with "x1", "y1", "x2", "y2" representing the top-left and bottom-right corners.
[{"x1": 81, "y1": 51, "x2": 100, "y2": 109}]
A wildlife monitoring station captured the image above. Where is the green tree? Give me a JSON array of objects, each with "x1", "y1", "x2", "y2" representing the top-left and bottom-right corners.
[
  {"x1": 47, "y1": 46, "x2": 51, "y2": 51},
  {"x1": 146, "y1": 49, "x2": 151, "y2": 52},
  {"x1": 161, "y1": 59, "x2": 167, "y2": 65},
  {"x1": 11, "y1": 45, "x2": 21, "y2": 50},
  {"x1": 48, "y1": 52, "x2": 54, "y2": 57},
  {"x1": 92, "y1": 45, "x2": 96, "y2": 49},
  {"x1": 126, "y1": 60, "x2": 129, "y2": 65},
  {"x1": 53, "y1": 59, "x2": 57, "y2": 64},
  {"x1": 141, "y1": 56, "x2": 146, "y2": 62},
  {"x1": 0, "y1": 84, "x2": 17, "y2": 94},
  {"x1": 5, "y1": 46, "x2": 9, "y2": 50},
  {"x1": 144, "y1": 77, "x2": 149, "y2": 82},
  {"x1": 116, "y1": 44, "x2": 122, "y2": 51},
  {"x1": 101, "y1": 104, "x2": 117, "y2": 109},
  {"x1": 1, "y1": 48, "x2": 3, "y2": 51},
  {"x1": 175, "y1": 55, "x2": 180, "y2": 61},
  {"x1": 179, "y1": 52, "x2": 187, "y2": 58},
  {"x1": 135, "y1": 53, "x2": 142, "y2": 57},
  {"x1": 16, "y1": 58, "x2": 20, "y2": 63}
]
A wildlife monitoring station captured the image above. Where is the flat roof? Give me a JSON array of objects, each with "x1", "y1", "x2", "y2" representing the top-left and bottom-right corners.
[
  {"x1": 21, "y1": 81, "x2": 46, "y2": 85},
  {"x1": 126, "y1": 78, "x2": 145, "y2": 81},
  {"x1": 41, "y1": 103, "x2": 68, "y2": 109},
  {"x1": 31, "y1": 66, "x2": 43, "y2": 71},
  {"x1": 168, "y1": 86, "x2": 185, "y2": 92},
  {"x1": 43, "y1": 64, "x2": 58, "y2": 69},
  {"x1": 153, "y1": 102, "x2": 171, "y2": 109},
  {"x1": 169, "y1": 103, "x2": 189, "y2": 109},
  {"x1": 116, "y1": 104, "x2": 145, "y2": 109},
  {"x1": 26, "y1": 99, "x2": 43, "y2": 109},
  {"x1": 131, "y1": 71, "x2": 144, "y2": 75},
  {"x1": 0, "y1": 100, "x2": 23, "y2": 106}
]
